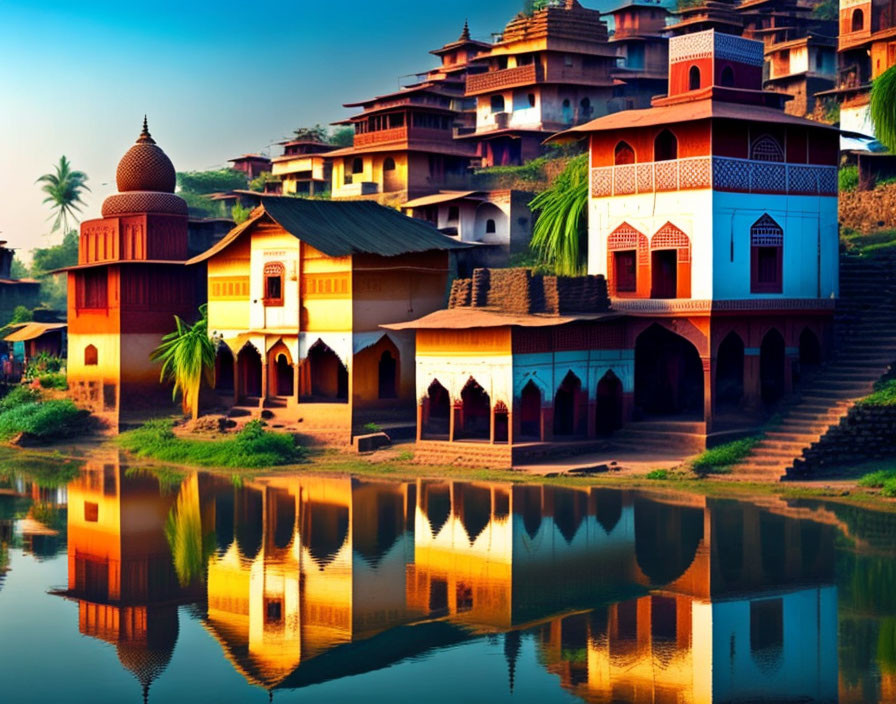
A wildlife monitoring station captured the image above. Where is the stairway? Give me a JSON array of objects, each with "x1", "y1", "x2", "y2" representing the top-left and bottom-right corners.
[{"x1": 733, "y1": 254, "x2": 896, "y2": 480}]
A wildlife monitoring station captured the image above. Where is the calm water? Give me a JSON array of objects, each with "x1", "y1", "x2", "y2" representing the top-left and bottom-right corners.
[{"x1": 1, "y1": 452, "x2": 895, "y2": 703}]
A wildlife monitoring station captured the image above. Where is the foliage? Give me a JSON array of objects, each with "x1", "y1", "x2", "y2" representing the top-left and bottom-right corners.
[
  {"x1": 690, "y1": 437, "x2": 760, "y2": 473},
  {"x1": 475, "y1": 156, "x2": 549, "y2": 181},
  {"x1": 248, "y1": 171, "x2": 280, "y2": 192},
  {"x1": 646, "y1": 468, "x2": 670, "y2": 480},
  {"x1": 395, "y1": 449, "x2": 414, "y2": 462},
  {"x1": 0, "y1": 385, "x2": 41, "y2": 412},
  {"x1": 522, "y1": 0, "x2": 555, "y2": 15},
  {"x1": 23, "y1": 352, "x2": 64, "y2": 382},
  {"x1": 839, "y1": 165, "x2": 859, "y2": 192},
  {"x1": 840, "y1": 226, "x2": 896, "y2": 257},
  {"x1": 858, "y1": 468, "x2": 896, "y2": 496},
  {"x1": 118, "y1": 419, "x2": 305, "y2": 468},
  {"x1": 528, "y1": 153, "x2": 589, "y2": 275},
  {"x1": 37, "y1": 373, "x2": 67, "y2": 390},
  {"x1": 10, "y1": 259, "x2": 29, "y2": 279},
  {"x1": 330, "y1": 127, "x2": 354, "y2": 147},
  {"x1": 0, "y1": 399, "x2": 90, "y2": 442},
  {"x1": 177, "y1": 169, "x2": 247, "y2": 195},
  {"x1": 0, "y1": 305, "x2": 33, "y2": 338},
  {"x1": 362, "y1": 422, "x2": 382, "y2": 434},
  {"x1": 165, "y1": 475, "x2": 215, "y2": 586},
  {"x1": 30, "y1": 502, "x2": 65, "y2": 531},
  {"x1": 293, "y1": 124, "x2": 329, "y2": 143},
  {"x1": 859, "y1": 378, "x2": 896, "y2": 405},
  {"x1": 36, "y1": 156, "x2": 90, "y2": 234},
  {"x1": 31, "y1": 230, "x2": 79, "y2": 274},
  {"x1": 150, "y1": 305, "x2": 216, "y2": 420},
  {"x1": 231, "y1": 202, "x2": 252, "y2": 224},
  {"x1": 872, "y1": 65, "x2": 896, "y2": 153},
  {"x1": 811, "y1": 0, "x2": 837, "y2": 20},
  {"x1": 179, "y1": 190, "x2": 227, "y2": 219}
]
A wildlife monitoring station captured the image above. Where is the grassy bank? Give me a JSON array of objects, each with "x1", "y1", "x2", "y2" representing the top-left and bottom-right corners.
[
  {"x1": 0, "y1": 386, "x2": 90, "y2": 443},
  {"x1": 118, "y1": 419, "x2": 305, "y2": 469}
]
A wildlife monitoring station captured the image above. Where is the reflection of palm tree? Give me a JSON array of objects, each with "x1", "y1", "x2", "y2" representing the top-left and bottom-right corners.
[
  {"x1": 36, "y1": 155, "x2": 90, "y2": 235},
  {"x1": 165, "y1": 474, "x2": 214, "y2": 587}
]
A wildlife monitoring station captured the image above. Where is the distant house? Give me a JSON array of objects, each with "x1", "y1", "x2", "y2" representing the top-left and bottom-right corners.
[
  {"x1": 227, "y1": 154, "x2": 271, "y2": 181},
  {"x1": 270, "y1": 140, "x2": 334, "y2": 196},
  {"x1": 0, "y1": 241, "x2": 40, "y2": 319}
]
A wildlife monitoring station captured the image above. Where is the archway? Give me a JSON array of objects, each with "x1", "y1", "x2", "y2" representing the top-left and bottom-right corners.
[
  {"x1": 475, "y1": 202, "x2": 505, "y2": 243},
  {"x1": 716, "y1": 332, "x2": 744, "y2": 408},
  {"x1": 84, "y1": 344, "x2": 98, "y2": 366},
  {"x1": 688, "y1": 65, "x2": 701, "y2": 91},
  {"x1": 654, "y1": 129, "x2": 678, "y2": 161},
  {"x1": 274, "y1": 353, "x2": 293, "y2": 397},
  {"x1": 799, "y1": 328, "x2": 821, "y2": 369},
  {"x1": 759, "y1": 329, "x2": 786, "y2": 405},
  {"x1": 553, "y1": 371, "x2": 585, "y2": 436},
  {"x1": 634, "y1": 496, "x2": 704, "y2": 586},
  {"x1": 595, "y1": 371, "x2": 623, "y2": 435},
  {"x1": 423, "y1": 380, "x2": 450, "y2": 438},
  {"x1": 614, "y1": 141, "x2": 635, "y2": 165},
  {"x1": 303, "y1": 340, "x2": 348, "y2": 402},
  {"x1": 303, "y1": 501, "x2": 350, "y2": 569},
  {"x1": 634, "y1": 324, "x2": 704, "y2": 417},
  {"x1": 520, "y1": 380, "x2": 542, "y2": 439},
  {"x1": 494, "y1": 401, "x2": 509, "y2": 443},
  {"x1": 270, "y1": 488, "x2": 296, "y2": 551},
  {"x1": 720, "y1": 65, "x2": 735, "y2": 86},
  {"x1": 237, "y1": 344, "x2": 262, "y2": 400},
  {"x1": 378, "y1": 350, "x2": 397, "y2": 399},
  {"x1": 852, "y1": 7, "x2": 864, "y2": 31},
  {"x1": 215, "y1": 344, "x2": 234, "y2": 393},
  {"x1": 458, "y1": 378, "x2": 490, "y2": 441}
]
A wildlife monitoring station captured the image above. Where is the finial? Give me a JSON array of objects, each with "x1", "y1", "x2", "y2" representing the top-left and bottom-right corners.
[
  {"x1": 460, "y1": 19, "x2": 470, "y2": 41},
  {"x1": 137, "y1": 115, "x2": 156, "y2": 145}
]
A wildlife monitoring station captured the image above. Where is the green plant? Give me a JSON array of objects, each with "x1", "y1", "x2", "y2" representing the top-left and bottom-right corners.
[
  {"x1": 36, "y1": 156, "x2": 89, "y2": 234},
  {"x1": 150, "y1": 305, "x2": 216, "y2": 421},
  {"x1": 330, "y1": 127, "x2": 354, "y2": 147},
  {"x1": 691, "y1": 437, "x2": 760, "y2": 473},
  {"x1": 23, "y1": 352, "x2": 64, "y2": 381},
  {"x1": 37, "y1": 373, "x2": 67, "y2": 390},
  {"x1": 362, "y1": 422, "x2": 383, "y2": 434},
  {"x1": 858, "y1": 469, "x2": 896, "y2": 496},
  {"x1": 859, "y1": 378, "x2": 896, "y2": 406},
  {"x1": 872, "y1": 65, "x2": 896, "y2": 152},
  {"x1": 231, "y1": 202, "x2": 252, "y2": 224},
  {"x1": 475, "y1": 156, "x2": 549, "y2": 181},
  {"x1": 839, "y1": 165, "x2": 859, "y2": 192},
  {"x1": 292, "y1": 124, "x2": 329, "y2": 143},
  {"x1": 0, "y1": 399, "x2": 90, "y2": 441},
  {"x1": 396, "y1": 450, "x2": 414, "y2": 462},
  {"x1": 646, "y1": 468, "x2": 669, "y2": 480},
  {"x1": 248, "y1": 171, "x2": 281, "y2": 192},
  {"x1": 0, "y1": 386, "x2": 41, "y2": 412}
]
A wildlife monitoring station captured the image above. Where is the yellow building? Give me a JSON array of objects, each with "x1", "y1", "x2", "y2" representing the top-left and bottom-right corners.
[
  {"x1": 269, "y1": 140, "x2": 334, "y2": 196},
  {"x1": 187, "y1": 196, "x2": 465, "y2": 443}
]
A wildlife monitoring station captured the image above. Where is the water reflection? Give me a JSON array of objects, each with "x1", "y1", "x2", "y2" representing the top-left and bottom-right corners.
[{"x1": 3, "y1": 453, "x2": 896, "y2": 702}]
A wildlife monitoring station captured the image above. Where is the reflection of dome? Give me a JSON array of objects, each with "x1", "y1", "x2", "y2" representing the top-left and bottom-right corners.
[{"x1": 116, "y1": 606, "x2": 179, "y2": 703}]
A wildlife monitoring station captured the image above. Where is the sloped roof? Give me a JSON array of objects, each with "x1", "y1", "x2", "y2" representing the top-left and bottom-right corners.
[
  {"x1": 188, "y1": 196, "x2": 468, "y2": 263},
  {"x1": 382, "y1": 308, "x2": 622, "y2": 330},
  {"x1": 4, "y1": 322, "x2": 66, "y2": 342}
]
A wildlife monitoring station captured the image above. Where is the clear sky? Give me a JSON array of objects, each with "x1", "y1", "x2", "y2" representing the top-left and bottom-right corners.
[{"x1": 0, "y1": 0, "x2": 607, "y2": 259}]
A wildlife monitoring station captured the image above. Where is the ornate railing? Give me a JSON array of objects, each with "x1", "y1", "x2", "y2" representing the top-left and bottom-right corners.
[
  {"x1": 466, "y1": 64, "x2": 542, "y2": 94},
  {"x1": 591, "y1": 156, "x2": 838, "y2": 198}
]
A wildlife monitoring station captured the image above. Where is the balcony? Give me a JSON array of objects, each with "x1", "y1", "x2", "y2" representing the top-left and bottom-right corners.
[
  {"x1": 466, "y1": 64, "x2": 543, "y2": 95},
  {"x1": 354, "y1": 126, "x2": 408, "y2": 147},
  {"x1": 590, "y1": 156, "x2": 838, "y2": 198}
]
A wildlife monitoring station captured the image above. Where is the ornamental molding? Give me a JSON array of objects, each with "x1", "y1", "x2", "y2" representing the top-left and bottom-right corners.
[
  {"x1": 669, "y1": 30, "x2": 764, "y2": 67},
  {"x1": 610, "y1": 298, "x2": 837, "y2": 314}
]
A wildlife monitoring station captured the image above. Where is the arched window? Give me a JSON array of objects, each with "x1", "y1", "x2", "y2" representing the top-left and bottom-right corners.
[
  {"x1": 720, "y1": 65, "x2": 735, "y2": 86},
  {"x1": 607, "y1": 223, "x2": 648, "y2": 296},
  {"x1": 689, "y1": 65, "x2": 701, "y2": 90},
  {"x1": 562, "y1": 98, "x2": 573, "y2": 124},
  {"x1": 383, "y1": 157, "x2": 396, "y2": 171},
  {"x1": 491, "y1": 95, "x2": 505, "y2": 113},
  {"x1": 654, "y1": 129, "x2": 678, "y2": 161},
  {"x1": 750, "y1": 134, "x2": 785, "y2": 162},
  {"x1": 263, "y1": 261, "x2": 285, "y2": 306},
  {"x1": 485, "y1": 219, "x2": 496, "y2": 234},
  {"x1": 852, "y1": 8, "x2": 864, "y2": 32},
  {"x1": 84, "y1": 344, "x2": 98, "y2": 366},
  {"x1": 614, "y1": 141, "x2": 635, "y2": 165},
  {"x1": 750, "y1": 214, "x2": 783, "y2": 294},
  {"x1": 351, "y1": 157, "x2": 363, "y2": 174},
  {"x1": 580, "y1": 96, "x2": 593, "y2": 119}
]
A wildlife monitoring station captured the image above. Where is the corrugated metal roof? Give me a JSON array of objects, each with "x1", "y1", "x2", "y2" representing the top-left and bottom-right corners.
[{"x1": 188, "y1": 196, "x2": 468, "y2": 264}]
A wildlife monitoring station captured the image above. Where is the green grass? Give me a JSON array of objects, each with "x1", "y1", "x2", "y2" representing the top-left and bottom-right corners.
[
  {"x1": 841, "y1": 226, "x2": 896, "y2": 257},
  {"x1": 690, "y1": 437, "x2": 760, "y2": 474},
  {"x1": 858, "y1": 469, "x2": 896, "y2": 497},
  {"x1": 0, "y1": 385, "x2": 41, "y2": 412},
  {"x1": 859, "y1": 378, "x2": 896, "y2": 406},
  {"x1": 37, "y1": 373, "x2": 67, "y2": 390},
  {"x1": 119, "y1": 419, "x2": 306, "y2": 469},
  {"x1": 0, "y1": 400, "x2": 90, "y2": 442},
  {"x1": 646, "y1": 469, "x2": 670, "y2": 480},
  {"x1": 840, "y1": 165, "x2": 859, "y2": 192},
  {"x1": 362, "y1": 422, "x2": 382, "y2": 434}
]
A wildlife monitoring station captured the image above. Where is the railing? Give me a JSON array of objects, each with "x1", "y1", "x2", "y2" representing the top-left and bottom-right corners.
[
  {"x1": 590, "y1": 156, "x2": 838, "y2": 198},
  {"x1": 354, "y1": 126, "x2": 408, "y2": 147},
  {"x1": 466, "y1": 64, "x2": 542, "y2": 94}
]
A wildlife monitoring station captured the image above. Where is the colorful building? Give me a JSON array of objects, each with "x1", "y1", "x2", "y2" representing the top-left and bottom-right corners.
[
  {"x1": 0, "y1": 240, "x2": 40, "y2": 319},
  {"x1": 62, "y1": 120, "x2": 205, "y2": 425},
  {"x1": 269, "y1": 139, "x2": 334, "y2": 196},
  {"x1": 228, "y1": 154, "x2": 271, "y2": 181},
  {"x1": 459, "y1": 0, "x2": 618, "y2": 166},
  {"x1": 187, "y1": 196, "x2": 465, "y2": 443}
]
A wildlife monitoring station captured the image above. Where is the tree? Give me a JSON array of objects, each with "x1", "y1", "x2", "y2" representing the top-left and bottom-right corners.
[
  {"x1": 812, "y1": 0, "x2": 837, "y2": 20},
  {"x1": 176, "y1": 169, "x2": 247, "y2": 218},
  {"x1": 330, "y1": 127, "x2": 354, "y2": 147},
  {"x1": 150, "y1": 305, "x2": 216, "y2": 421},
  {"x1": 31, "y1": 230, "x2": 78, "y2": 275},
  {"x1": 872, "y1": 65, "x2": 896, "y2": 152},
  {"x1": 231, "y1": 202, "x2": 252, "y2": 224},
  {"x1": 528, "y1": 154, "x2": 589, "y2": 276},
  {"x1": 36, "y1": 156, "x2": 89, "y2": 235},
  {"x1": 248, "y1": 171, "x2": 280, "y2": 192},
  {"x1": 293, "y1": 124, "x2": 329, "y2": 143}
]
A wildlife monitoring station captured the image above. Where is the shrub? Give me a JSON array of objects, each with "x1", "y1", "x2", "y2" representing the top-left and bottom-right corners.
[
  {"x1": 362, "y1": 422, "x2": 382, "y2": 434},
  {"x1": 858, "y1": 469, "x2": 896, "y2": 496},
  {"x1": 691, "y1": 437, "x2": 759, "y2": 473},
  {"x1": 0, "y1": 400, "x2": 90, "y2": 441},
  {"x1": 0, "y1": 385, "x2": 41, "y2": 412},
  {"x1": 646, "y1": 469, "x2": 669, "y2": 480},
  {"x1": 38, "y1": 372, "x2": 67, "y2": 389},
  {"x1": 839, "y1": 165, "x2": 859, "y2": 192},
  {"x1": 860, "y1": 378, "x2": 896, "y2": 406}
]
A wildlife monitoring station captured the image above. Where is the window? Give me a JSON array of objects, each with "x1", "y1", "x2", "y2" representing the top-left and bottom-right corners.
[
  {"x1": 564, "y1": 55, "x2": 574, "y2": 67},
  {"x1": 614, "y1": 141, "x2": 635, "y2": 165},
  {"x1": 689, "y1": 65, "x2": 701, "y2": 90},
  {"x1": 852, "y1": 8, "x2": 864, "y2": 32},
  {"x1": 84, "y1": 344, "x2": 98, "y2": 366},
  {"x1": 654, "y1": 129, "x2": 678, "y2": 161},
  {"x1": 750, "y1": 134, "x2": 784, "y2": 162},
  {"x1": 351, "y1": 157, "x2": 363, "y2": 174},
  {"x1": 750, "y1": 214, "x2": 783, "y2": 293},
  {"x1": 265, "y1": 599, "x2": 283, "y2": 624},
  {"x1": 84, "y1": 502, "x2": 98, "y2": 523},
  {"x1": 76, "y1": 270, "x2": 108, "y2": 310},
  {"x1": 490, "y1": 95, "x2": 505, "y2": 113},
  {"x1": 264, "y1": 262, "x2": 285, "y2": 306},
  {"x1": 383, "y1": 157, "x2": 396, "y2": 171},
  {"x1": 580, "y1": 97, "x2": 593, "y2": 119},
  {"x1": 485, "y1": 219, "x2": 496, "y2": 234},
  {"x1": 528, "y1": 93, "x2": 536, "y2": 107},
  {"x1": 720, "y1": 65, "x2": 735, "y2": 86},
  {"x1": 447, "y1": 206, "x2": 459, "y2": 223},
  {"x1": 614, "y1": 251, "x2": 637, "y2": 292}
]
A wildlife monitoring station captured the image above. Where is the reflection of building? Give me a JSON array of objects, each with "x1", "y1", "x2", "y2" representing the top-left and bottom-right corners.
[{"x1": 188, "y1": 196, "x2": 465, "y2": 442}]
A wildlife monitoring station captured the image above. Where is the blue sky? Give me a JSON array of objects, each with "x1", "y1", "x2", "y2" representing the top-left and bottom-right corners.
[{"x1": 1, "y1": 0, "x2": 608, "y2": 256}]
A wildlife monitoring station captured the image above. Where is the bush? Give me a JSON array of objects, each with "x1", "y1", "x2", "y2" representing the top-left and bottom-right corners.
[
  {"x1": 840, "y1": 165, "x2": 859, "y2": 192},
  {"x1": 691, "y1": 437, "x2": 759, "y2": 473},
  {"x1": 0, "y1": 385, "x2": 41, "y2": 412},
  {"x1": 860, "y1": 378, "x2": 896, "y2": 406},
  {"x1": 119, "y1": 419, "x2": 305, "y2": 469},
  {"x1": 362, "y1": 422, "x2": 382, "y2": 434},
  {"x1": 38, "y1": 373, "x2": 67, "y2": 390},
  {"x1": 22, "y1": 352, "x2": 64, "y2": 382},
  {"x1": 646, "y1": 469, "x2": 670, "y2": 480},
  {"x1": 858, "y1": 469, "x2": 896, "y2": 496},
  {"x1": 0, "y1": 400, "x2": 90, "y2": 441}
]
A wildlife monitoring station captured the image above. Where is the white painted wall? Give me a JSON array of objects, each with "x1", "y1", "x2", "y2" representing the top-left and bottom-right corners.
[
  {"x1": 841, "y1": 103, "x2": 874, "y2": 145},
  {"x1": 415, "y1": 352, "x2": 514, "y2": 406},
  {"x1": 512, "y1": 350, "x2": 635, "y2": 403}
]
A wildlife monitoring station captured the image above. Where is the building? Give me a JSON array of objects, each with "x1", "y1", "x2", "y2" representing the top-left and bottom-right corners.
[
  {"x1": 270, "y1": 139, "x2": 334, "y2": 195},
  {"x1": 667, "y1": 0, "x2": 743, "y2": 36},
  {"x1": 62, "y1": 119, "x2": 205, "y2": 425},
  {"x1": 228, "y1": 154, "x2": 271, "y2": 181},
  {"x1": 0, "y1": 241, "x2": 40, "y2": 319},
  {"x1": 459, "y1": 0, "x2": 618, "y2": 166},
  {"x1": 186, "y1": 195, "x2": 466, "y2": 444},
  {"x1": 603, "y1": 0, "x2": 671, "y2": 111}
]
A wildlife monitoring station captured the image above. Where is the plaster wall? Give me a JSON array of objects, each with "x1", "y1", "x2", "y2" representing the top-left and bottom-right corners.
[{"x1": 512, "y1": 350, "x2": 635, "y2": 403}]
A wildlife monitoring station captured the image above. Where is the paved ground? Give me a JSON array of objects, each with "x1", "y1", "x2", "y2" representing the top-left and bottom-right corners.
[{"x1": 513, "y1": 445, "x2": 689, "y2": 476}]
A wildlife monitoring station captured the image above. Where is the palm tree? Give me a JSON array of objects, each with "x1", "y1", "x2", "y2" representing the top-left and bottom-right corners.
[
  {"x1": 872, "y1": 65, "x2": 896, "y2": 152},
  {"x1": 529, "y1": 153, "x2": 589, "y2": 275},
  {"x1": 151, "y1": 304, "x2": 216, "y2": 421},
  {"x1": 36, "y1": 156, "x2": 90, "y2": 235}
]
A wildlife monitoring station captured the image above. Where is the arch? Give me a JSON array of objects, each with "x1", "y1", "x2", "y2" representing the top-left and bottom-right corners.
[
  {"x1": 516, "y1": 485, "x2": 543, "y2": 539},
  {"x1": 799, "y1": 327, "x2": 822, "y2": 368},
  {"x1": 614, "y1": 141, "x2": 635, "y2": 165},
  {"x1": 378, "y1": 350, "x2": 397, "y2": 399},
  {"x1": 607, "y1": 223, "x2": 648, "y2": 296},
  {"x1": 84, "y1": 344, "x2": 98, "y2": 366},
  {"x1": 716, "y1": 332, "x2": 745, "y2": 408},
  {"x1": 423, "y1": 379, "x2": 450, "y2": 438},
  {"x1": 214, "y1": 343, "x2": 234, "y2": 393},
  {"x1": 214, "y1": 489, "x2": 235, "y2": 555},
  {"x1": 491, "y1": 94, "x2": 506, "y2": 113},
  {"x1": 634, "y1": 496, "x2": 704, "y2": 585},
  {"x1": 552, "y1": 488, "x2": 587, "y2": 544},
  {"x1": 270, "y1": 488, "x2": 296, "y2": 551},
  {"x1": 654, "y1": 129, "x2": 678, "y2": 162},
  {"x1": 750, "y1": 214, "x2": 783, "y2": 294},
  {"x1": 596, "y1": 370, "x2": 623, "y2": 435},
  {"x1": 234, "y1": 486, "x2": 263, "y2": 561},
  {"x1": 303, "y1": 501, "x2": 349, "y2": 569},
  {"x1": 650, "y1": 223, "x2": 691, "y2": 299},
  {"x1": 383, "y1": 157, "x2": 396, "y2": 171},
  {"x1": 553, "y1": 371, "x2": 585, "y2": 437},
  {"x1": 237, "y1": 344, "x2": 263, "y2": 399},
  {"x1": 274, "y1": 352, "x2": 294, "y2": 397},
  {"x1": 714, "y1": 499, "x2": 744, "y2": 584},
  {"x1": 351, "y1": 157, "x2": 363, "y2": 174},
  {"x1": 520, "y1": 380, "x2": 542, "y2": 439},
  {"x1": 592, "y1": 488, "x2": 623, "y2": 534},
  {"x1": 579, "y1": 96, "x2": 593, "y2": 120},
  {"x1": 458, "y1": 377, "x2": 490, "y2": 440},
  {"x1": 562, "y1": 98, "x2": 573, "y2": 124},
  {"x1": 494, "y1": 400, "x2": 509, "y2": 443},
  {"x1": 688, "y1": 65, "x2": 701, "y2": 90},
  {"x1": 421, "y1": 481, "x2": 451, "y2": 537},
  {"x1": 720, "y1": 65, "x2": 735, "y2": 87},
  {"x1": 453, "y1": 483, "x2": 491, "y2": 544},
  {"x1": 851, "y1": 7, "x2": 864, "y2": 31},
  {"x1": 353, "y1": 490, "x2": 403, "y2": 567},
  {"x1": 760, "y1": 328, "x2": 786, "y2": 405},
  {"x1": 634, "y1": 324, "x2": 704, "y2": 418},
  {"x1": 475, "y1": 202, "x2": 505, "y2": 242},
  {"x1": 750, "y1": 134, "x2": 784, "y2": 162},
  {"x1": 302, "y1": 340, "x2": 348, "y2": 402}
]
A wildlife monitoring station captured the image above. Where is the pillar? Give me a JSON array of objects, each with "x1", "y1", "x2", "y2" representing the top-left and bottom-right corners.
[
  {"x1": 260, "y1": 363, "x2": 268, "y2": 408},
  {"x1": 416, "y1": 402, "x2": 424, "y2": 442},
  {"x1": 448, "y1": 402, "x2": 456, "y2": 442},
  {"x1": 507, "y1": 412, "x2": 514, "y2": 446},
  {"x1": 489, "y1": 405, "x2": 496, "y2": 445},
  {"x1": 702, "y1": 357, "x2": 713, "y2": 434},
  {"x1": 587, "y1": 400, "x2": 597, "y2": 439},
  {"x1": 232, "y1": 358, "x2": 240, "y2": 406}
]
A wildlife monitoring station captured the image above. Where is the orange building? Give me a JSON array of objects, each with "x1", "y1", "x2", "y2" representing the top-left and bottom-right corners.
[{"x1": 62, "y1": 120, "x2": 204, "y2": 426}]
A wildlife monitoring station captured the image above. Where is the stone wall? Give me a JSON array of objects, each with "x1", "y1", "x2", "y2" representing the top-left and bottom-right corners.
[{"x1": 839, "y1": 184, "x2": 896, "y2": 233}]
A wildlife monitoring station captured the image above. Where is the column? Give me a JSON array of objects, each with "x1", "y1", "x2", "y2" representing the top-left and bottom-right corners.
[
  {"x1": 232, "y1": 358, "x2": 240, "y2": 406},
  {"x1": 489, "y1": 405, "x2": 496, "y2": 445},
  {"x1": 448, "y1": 402, "x2": 456, "y2": 442},
  {"x1": 416, "y1": 402, "x2": 424, "y2": 442},
  {"x1": 260, "y1": 363, "x2": 268, "y2": 409},
  {"x1": 702, "y1": 357, "x2": 713, "y2": 434}
]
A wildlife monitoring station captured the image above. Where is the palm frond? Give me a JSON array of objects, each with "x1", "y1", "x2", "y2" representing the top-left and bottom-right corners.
[
  {"x1": 872, "y1": 65, "x2": 896, "y2": 152},
  {"x1": 529, "y1": 154, "x2": 589, "y2": 275}
]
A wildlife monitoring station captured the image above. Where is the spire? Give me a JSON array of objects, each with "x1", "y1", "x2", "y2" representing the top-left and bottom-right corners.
[
  {"x1": 504, "y1": 630, "x2": 521, "y2": 694},
  {"x1": 137, "y1": 115, "x2": 156, "y2": 145},
  {"x1": 459, "y1": 19, "x2": 470, "y2": 41}
]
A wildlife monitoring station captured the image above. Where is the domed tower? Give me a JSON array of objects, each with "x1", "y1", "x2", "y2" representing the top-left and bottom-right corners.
[{"x1": 65, "y1": 119, "x2": 204, "y2": 426}]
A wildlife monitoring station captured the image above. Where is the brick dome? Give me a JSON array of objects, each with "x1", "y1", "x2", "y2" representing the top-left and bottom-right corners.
[{"x1": 115, "y1": 117, "x2": 177, "y2": 194}]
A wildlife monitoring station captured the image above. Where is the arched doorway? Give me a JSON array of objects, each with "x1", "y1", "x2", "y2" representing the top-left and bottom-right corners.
[
  {"x1": 303, "y1": 340, "x2": 348, "y2": 402},
  {"x1": 274, "y1": 353, "x2": 293, "y2": 397},
  {"x1": 554, "y1": 371, "x2": 585, "y2": 437},
  {"x1": 634, "y1": 324, "x2": 704, "y2": 418},
  {"x1": 614, "y1": 141, "x2": 635, "y2": 165},
  {"x1": 654, "y1": 129, "x2": 678, "y2": 161},
  {"x1": 237, "y1": 344, "x2": 262, "y2": 400},
  {"x1": 716, "y1": 332, "x2": 744, "y2": 408},
  {"x1": 520, "y1": 381, "x2": 542, "y2": 440},
  {"x1": 494, "y1": 401, "x2": 509, "y2": 443},
  {"x1": 458, "y1": 378, "x2": 490, "y2": 441},
  {"x1": 424, "y1": 380, "x2": 450, "y2": 438},
  {"x1": 797, "y1": 328, "x2": 822, "y2": 386},
  {"x1": 760, "y1": 329, "x2": 786, "y2": 405},
  {"x1": 595, "y1": 371, "x2": 623, "y2": 435},
  {"x1": 215, "y1": 344, "x2": 234, "y2": 394},
  {"x1": 378, "y1": 350, "x2": 397, "y2": 399}
]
